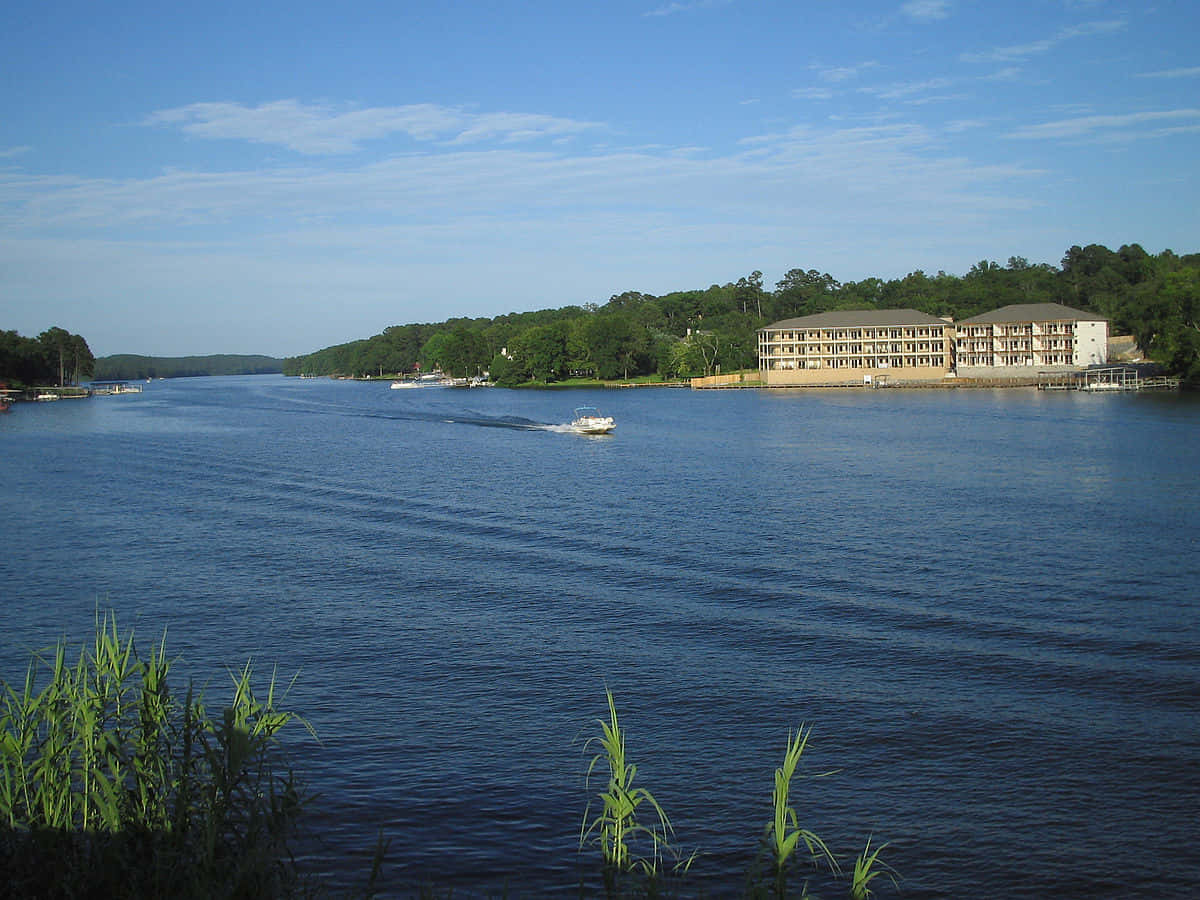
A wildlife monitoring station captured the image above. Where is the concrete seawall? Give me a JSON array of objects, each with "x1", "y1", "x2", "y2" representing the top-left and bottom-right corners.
[{"x1": 691, "y1": 375, "x2": 1044, "y2": 389}]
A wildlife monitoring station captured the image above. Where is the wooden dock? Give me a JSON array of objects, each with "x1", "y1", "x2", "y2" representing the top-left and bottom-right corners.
[
  {"x1": 1037, "y1": 367, "x2": 1180, "y2": 392},
  {"x1": 90, "y1": 381, "x2": 144, "y2": 395}
]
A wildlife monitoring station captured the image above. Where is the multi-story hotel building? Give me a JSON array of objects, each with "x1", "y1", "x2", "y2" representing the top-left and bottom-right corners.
[
  {"x1": 757, "y1": 309, "x2": 955, "y2": 386},
  {"x1": 954, "y1": 303, "x2": 1108, "y2": 373}
]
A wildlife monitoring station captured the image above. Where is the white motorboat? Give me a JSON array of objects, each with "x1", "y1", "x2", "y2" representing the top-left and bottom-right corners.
[
  {"x1": 570, "y1": 406, "x2": 615, "y2": 434},
  {"x1": 390, "y1": 380, "x2": 420, "y2": 389}
]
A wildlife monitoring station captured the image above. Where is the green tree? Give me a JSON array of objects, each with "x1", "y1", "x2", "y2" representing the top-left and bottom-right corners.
[
  {"x1": 691, "y1": 330, "x2": 721, "y2": 376},
  {"x1": 1007, "y1": 257, "x2": 1058, "y2": 302},
  {"x1": 68, "y1": 333, "x2": 95, "y2": 384},
  {"x1": 735, "y1": 270, "x2": 764, "y2": 317},
  {"x1": 772, "y1": 269, "x2": 840, "y2": 319},
  {"x1": 0, "y1": 330, "x2": 47, "y2": 385},
  {"x1": 429, "y1": 327, "x2": 489, "y2": 377},
  {"x1": 1059, "y1": 244, "x2": 1119, "y2": 309},
  {"x1": 1151, "y1": 267, "x2": 1200, "y2": 382},
  {"x1": 603, "y1": 290, "x2": 650, "y2": 312},
  {"x1": 697, "y1": 283, "x2": 738, "y2": 320},
  {"x1": 720, "y1": 321, "x2": 760, "y2": 371},
  {"x1": 38, "y1": 326, "x2": 73, "y2": 386},
  {"x1": 512, "y1": 321, "x2": 570, "y2": 382},
  {"x1": 838, "y1": 277, "x2": 885, "y2": 310},
  {"x1": 488, "y1": 352, "x2": 516, "y2": 385},
  {"x1": 664, "y1": 337, "x2": 705, "y2": 378},
  {"x1": 585, "y1": 314, "x2": 641, "y2": 380},
  {"x1": 565, "y1": 319, "x2": 592, "y2": 375},
  {"x1": 652, "y1": 292, "x2": 701, "y2": 336},
  {"x1": 419, "y1": 331, "x2": 454, "y2": 373}
]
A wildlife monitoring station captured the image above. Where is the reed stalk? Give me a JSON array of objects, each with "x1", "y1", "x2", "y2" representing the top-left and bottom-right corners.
[
  {"x1": 764, "y1": 725, "x2": 838, "y2": 898},
  {"x1": 0, "y1": 610, "x2": 309, "y2": 899},
  {"x1": 580, "y1": 688, "x2": 691, "y2": 889},
  {"x1": 850, "y1": 836, "x2": 898, "y2": 899}
]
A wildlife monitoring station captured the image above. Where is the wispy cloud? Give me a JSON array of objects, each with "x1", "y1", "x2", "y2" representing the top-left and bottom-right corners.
[
  {"x1": 3, "y1": 117, "x2": 1043, "y2": 238},
  {"x1": 944, "y1": 119, "x2": 990, "y2": 133},
  {"x1": 960, "y1": 19, "x2": 1126, "y2": 63},
  {"x1": 643, "y1": 0, "x2": 732, "y2": 17},
  {"x1": 737, "y1": 121, "x2": 1041, "y2": 192},
  {"x1": 1007, "y1": 108, "x2": 1200, "y2": 140},
  {"x1": 446, "y1": 112, "x2": 604, "y2": 145},
  {"x1": 1060, "y1": 19, "x2": 1128, "y2": 38},
  {"x1": 146, "y1": 100, "x2": 603, "y2": 155},
  {"x1": 981, "y1": 66, "x2": 1025, "y2": 82},
  {"x1": 816, "y1": 61, "x2": 881, "y2": 83},
  {"x1": 0, "y1": 110, "x2": 1057, "y2": 355},
  {"x1": 860, "y1": 77, "x2": 956, "y2": 100},
  {"x1": 906, "y1": 93, "x2": 967, "y2": 106},
  {"x1": 794, "y1": 62, "x2": 879, "y2": 99},
  {"x1": 1136, "y1": 66, "x2": 1200, "y2": 79},
  {"x1": 901, "y1": 0, "x2": 952, "y2": 22},
  {"x1": 0, "y1": 146, "x2": 32, "y2": 159}
]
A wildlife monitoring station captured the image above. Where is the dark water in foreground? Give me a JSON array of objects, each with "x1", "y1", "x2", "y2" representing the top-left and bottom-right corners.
[{"x1": 2, "y1": 376, "x2": 1198, "y2": 897}]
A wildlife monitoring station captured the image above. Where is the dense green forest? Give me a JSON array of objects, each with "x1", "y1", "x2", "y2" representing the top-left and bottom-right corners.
[
  {"x1": 0, "y1": 327, "x2": 95, "y2": 388},
  {"x1": 94, "y1": 354, "x2": 283, "y2": 380},
  {"x1": 282, "y1": 243, "x2": 1200, "y2": 386},
  {"x1": 0, "y1": 337, "x2": 281, "y2": 385}
]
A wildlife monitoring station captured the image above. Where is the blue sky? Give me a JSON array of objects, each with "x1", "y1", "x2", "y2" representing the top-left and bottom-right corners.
[{"x1": 2, "y1": 0, "x2": 1197, "y2": 357}]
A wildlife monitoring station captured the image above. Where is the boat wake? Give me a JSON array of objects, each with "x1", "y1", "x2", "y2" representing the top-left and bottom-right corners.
[
  {"x1": 369, "y1": 404, "x2": 607, "y2": 434},
  {"x1": 433, "y1": 417, "x2": 612, "y2": 435},
  {"x1": 368, "y1": 410, "x2": 547, "y2": 430},
  {"x1": 438, "y1": 414, "x2": 547, "y2": 430},
  {"x1": 373, "y1": 411, "x2": 612, "y2": 435},
  {"x1": 274, "y1": 392, "x2": 604, "y2": 434}
]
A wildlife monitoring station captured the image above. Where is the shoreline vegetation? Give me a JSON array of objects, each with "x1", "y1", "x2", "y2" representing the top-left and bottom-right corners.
[
  {"x1": 314, "y1": 368, "x2": 1178, "y2": 392},
  {"x1": 7, "y1": 242, "x2": 1197, "y2": 389},
  {"x1": 1, "y1": 615, "x2": 898, "y2": 898},
  {"x1": 0, "y1": 612, "x2": 321, "y2": 899},
  {"x1": 281, "y1": 243, "x2": 1200, "y2": 388},
  {"x1": 0, "y1": 341, "x2": 282, "y2": 392},
  {"x1": 93, "y1": 354, "x2": 284, "y2": 381}
]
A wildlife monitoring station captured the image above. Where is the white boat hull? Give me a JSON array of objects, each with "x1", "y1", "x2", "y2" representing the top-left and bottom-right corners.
[{"x1": 570, "y1": 416, "x2": 615, "y2": 434}]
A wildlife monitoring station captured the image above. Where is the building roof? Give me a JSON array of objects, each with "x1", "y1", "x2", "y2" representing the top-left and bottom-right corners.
[
  {"x1": 760, "y1": 308, "x2": 951, "y2": 331},
  {"x1": 958, "y1": 303, "x2": 1106, "y2": 324}
]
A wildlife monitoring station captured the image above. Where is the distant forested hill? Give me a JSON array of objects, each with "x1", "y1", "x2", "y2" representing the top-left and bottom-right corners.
[{"x1": 94, "y1": 354, "x2": 283, "y2": 380}]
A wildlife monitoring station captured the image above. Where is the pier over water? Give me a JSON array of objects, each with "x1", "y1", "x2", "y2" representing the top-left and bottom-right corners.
[{"x1": 1038, "y1": 366, "x2": 1181, "y2": 392}]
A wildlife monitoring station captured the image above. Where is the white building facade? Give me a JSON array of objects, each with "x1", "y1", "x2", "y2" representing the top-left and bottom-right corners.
[{"x1": 955, "y1": 303, "x2": 1108, "y2": 373}]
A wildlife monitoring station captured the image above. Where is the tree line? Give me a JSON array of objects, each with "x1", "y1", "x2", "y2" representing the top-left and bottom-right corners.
[
  {"x1": 93, "y1": 354, "x2": 283, "y2": 380},
  {"x1": 282, "y1": 243, "x2": 1200, "y2": 386},
  {"x1": 10, "y1": 242, "x2": 1194, "y2": 390},
  {"x1": 0, "y1": 327, "x2": 95, "y2": 388}
]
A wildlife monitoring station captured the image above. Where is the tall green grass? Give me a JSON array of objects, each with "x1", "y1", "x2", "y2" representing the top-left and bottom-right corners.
[
  {"x1": 580, "y1": 688, "x2": 693, "y2": 893},
  {"x1": 763, "y1": 725, "x2": 839, "y2": 897},
  {"x1": 581, "y1": 693, "x2": 898, "y2": 899},
  {"x1": 850, "y1": 836, "x2": 897, "y2": 900},
  {"x1": 2, "y1": 615, "x2": 897, "y2": 898},
  {"x1": 0, "y1": 612, "x2": 309, "y2": 899}
]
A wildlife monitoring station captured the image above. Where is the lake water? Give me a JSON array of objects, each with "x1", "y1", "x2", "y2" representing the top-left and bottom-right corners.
[{"x1": 2, "y1": 376, "x2": 1198, "y2": 897}]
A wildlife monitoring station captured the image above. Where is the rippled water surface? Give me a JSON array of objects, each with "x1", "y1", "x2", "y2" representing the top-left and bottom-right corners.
[{"x1": 2, "y1": 376, "x2": 1198, "y2": 897}]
